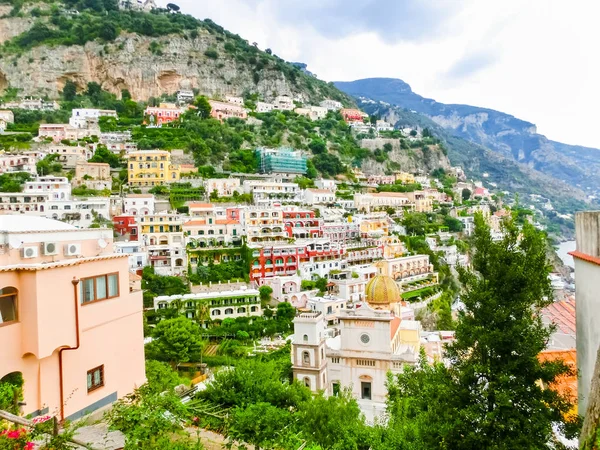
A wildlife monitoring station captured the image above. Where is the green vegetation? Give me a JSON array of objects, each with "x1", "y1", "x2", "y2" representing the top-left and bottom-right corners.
[
  {"x1": 145, "y1": 317, "x2": 204, "y2": 367},
  {"x1": 401, "y1": 286, "x2": 438, "y2": 300},
  {"x1": 378, "y1": 214, "x2": 579, "y2": 449},
  {"x1": 141, "y1": 266, "x2": 190, "y2": 307},
  {"x1": 197, "y1": 357, "x2": 371, "y2": 450},
  {"x1": 0, "y1": 172, "x2": 31, "y2": 192}
]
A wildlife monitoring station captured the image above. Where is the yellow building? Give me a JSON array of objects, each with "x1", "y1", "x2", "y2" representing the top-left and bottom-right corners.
[
  {"x1": 128, "y1": 150, "x2": 180, "y2": 187},
  {"x1": 359, "y1": 216, "x2": 389, "y2": 237},
  {"x1": 394, "y1": 172, "x2": 416, "y2": 184}
]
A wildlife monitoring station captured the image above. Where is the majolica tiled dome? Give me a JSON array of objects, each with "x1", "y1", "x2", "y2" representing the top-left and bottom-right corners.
[{"x1": 365, "y1": 275, "x2": 401, "y2": 309}]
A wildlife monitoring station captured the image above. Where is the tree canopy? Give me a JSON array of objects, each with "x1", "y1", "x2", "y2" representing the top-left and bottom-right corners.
[{"x1": 381, "y1": 213, "x2": 580, "y2": 449}]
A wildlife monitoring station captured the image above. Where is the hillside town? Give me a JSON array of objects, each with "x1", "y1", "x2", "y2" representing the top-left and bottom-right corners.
[{"x1": 0, "y1": 1, "x2": 597, "y2": 449}]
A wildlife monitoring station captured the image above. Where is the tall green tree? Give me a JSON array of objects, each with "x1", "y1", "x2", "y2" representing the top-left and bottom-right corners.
[
  {"x1": 194, "y1": 95, "x2": 212, "y2": 118},
  {"x1": 145, "y1": 317, "x2": 204, "y2": 367},
  {"x1": 62, "y1": 79, "x2": 77, "y2": 102},
  {"x1": 384, "y1": 214, "x2": 579, "y2": 449}
]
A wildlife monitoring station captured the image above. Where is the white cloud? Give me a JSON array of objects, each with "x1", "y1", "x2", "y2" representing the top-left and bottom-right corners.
[{"x1": 162, "y1": 0, "x2": 600, "y2": 148}]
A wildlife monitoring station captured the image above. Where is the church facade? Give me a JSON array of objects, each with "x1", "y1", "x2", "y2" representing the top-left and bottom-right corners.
[{"x1": 291, "y1": 275, "x2": 421, "y2": 421}]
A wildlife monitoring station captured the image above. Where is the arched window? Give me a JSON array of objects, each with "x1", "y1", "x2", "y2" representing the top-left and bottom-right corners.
[
  {"x1": 253, "y1": 260, "x2": 259, "y2": 266},
  {"x1": 304, "y1": 377, "x2": 311, "y2": 388},
  {"x1": 287, "y1": 257, "x2": 294, "y2": 264},
  {"x1": 237, "y1": 307, "x2": 246, "y2": 313},
  {"x1": 265, "y1": 259, "x2": 272, "y2": 265},
  {"x1": 303, "y1": 334, "x2": 308, "y2": 342},
  {"x1": 211, "y1": 309, "x2": 221, "y2": 316},
  {"x1": 250, "y1": 306, "x2": 257, "y2": 312},
  {"x1": 303, "y1": 351, "x2": 310, "y2": 365},
  {"x1": 224, "y1": 308, "x2": 234, "y2": 315},
  {"x1": 0, "y1": 287, "x2": 18, "y2": 324}
]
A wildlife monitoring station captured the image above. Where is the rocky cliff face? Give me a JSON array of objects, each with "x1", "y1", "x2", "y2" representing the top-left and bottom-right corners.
[
  {"x1": 0, "y1": 6, "x2": 35, "y2": 45},
  {"x1": 0, "y1": 29, "x2": 333, "y2": 102},
  {"x1": 359, "y1": 138, "x2": 450, "y2": 175},
  {"x1": 335, "y1": 78, "x2": 600, "y2": 196}
]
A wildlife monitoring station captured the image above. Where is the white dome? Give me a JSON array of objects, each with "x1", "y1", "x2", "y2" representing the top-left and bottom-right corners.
[{"x1": 0, "y1": 214, "x2": 77, "y2": 232}]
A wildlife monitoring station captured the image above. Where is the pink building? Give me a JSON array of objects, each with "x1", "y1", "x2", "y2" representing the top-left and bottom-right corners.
[
  {"x1": 144, "y1": 103, "x2": 184, "y2": 125},
  {"x1": 0, "y1": 216, "x2": 145, "y2": 420},
  {"x1": 209, "y1": 100, "x2": 248, "y2": 121}
]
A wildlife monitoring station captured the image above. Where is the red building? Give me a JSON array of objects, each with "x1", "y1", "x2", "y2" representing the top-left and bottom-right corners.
[
  {"x1": 249, "y1": 240, "x2": 345, "y2": 282},
  {"x1": 283, "y1": 209, "x2": 323, "y2": 239},
  {"x1": 340, "y1": 108, "x2": 367, "y2": 123},
  {"x1": 113, "y1": 215, "x2": 139, "y2": 241}
]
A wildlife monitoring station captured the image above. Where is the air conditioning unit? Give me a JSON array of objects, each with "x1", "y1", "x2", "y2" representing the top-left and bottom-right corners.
[
  {"x1": 21, "y1": 246, "x2": 39, "y2": 259},
  {"x1": 42, "y1": 242, "x2": 59, "y2": 256},
  {"x1": 64, "y1": 243, "x2": 82, "y2": 256}
]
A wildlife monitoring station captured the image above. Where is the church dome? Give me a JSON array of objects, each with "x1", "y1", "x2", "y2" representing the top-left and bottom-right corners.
[{"x1": 365, "y1": 275, "x2": 401, "y2": 309}]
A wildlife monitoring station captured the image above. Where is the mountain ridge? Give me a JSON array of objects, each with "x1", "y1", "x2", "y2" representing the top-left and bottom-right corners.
[
  {"x1": 335, "y1": 77, "x2": 600, "y2": 195},
  {"x1": 0, "y1": 2, "x2": 354, "y2": 106}
]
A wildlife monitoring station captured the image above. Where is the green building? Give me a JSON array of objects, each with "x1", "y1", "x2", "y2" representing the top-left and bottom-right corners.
[
  {"x1": 154, "y1": 288, "x2": 262, "y2": 324},
  {"x1": 256, "y1": 147, "x2": 307, "y2": 175}
]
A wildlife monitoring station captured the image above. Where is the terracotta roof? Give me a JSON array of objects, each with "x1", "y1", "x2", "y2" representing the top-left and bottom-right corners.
[
  {"x1": 184, "y1": 219, "x2": 239, "y2": 226},
  {"x1": 184, "y1": 220, "x2": 206, "y2": 226},
  {"x1": 569, "y1": 250, "x2": 600, "y2": 266},
  {"x1": 542, "y1": 298, "x2": 576, "y2": 335},
  {"x1": 538, "y1": 349, "x2": 578, "y2": 415},
  {"x1": 129, "y1": 272, "x2": 142, "y2": 281},
  {"x1": 188, "y1": 203, "x2": 213, "y2": 208},
  {"x1": 390, "y1": 316, "x2": 402, "y2": 339}
]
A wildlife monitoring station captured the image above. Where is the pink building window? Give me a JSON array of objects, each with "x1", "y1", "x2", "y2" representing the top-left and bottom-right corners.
[
  {"x1": 87, "y1": 365, "x2": 104, "y2": 393},
  {"x1": 81, "y1": 273, "x2": 119, "y2": 304},
  {"x1": 0, "y1": 287, "x2": 18, "y2": 325}
]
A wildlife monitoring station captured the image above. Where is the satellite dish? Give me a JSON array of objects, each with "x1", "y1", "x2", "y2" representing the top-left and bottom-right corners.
[
  {"x1": 97, "y1": 238, "x2": 108, "y2": 249},
  {"x1": 8, "y1": 236, "x2": 22, "y2": 249}
]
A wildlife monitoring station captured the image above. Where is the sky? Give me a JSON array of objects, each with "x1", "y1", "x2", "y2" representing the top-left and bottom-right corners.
[{"x1": 160, "y1": 0, "x2": 600, "y2": 149}]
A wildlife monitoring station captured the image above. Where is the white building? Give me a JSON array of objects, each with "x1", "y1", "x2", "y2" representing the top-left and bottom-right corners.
[
  {"x1": 292, "y1": 275, "x2": 420, "y2": 422},
  {"x1": 42, "y1": 145, "x2": 92, "y2": 168},
  {"x1": 572, "y1": 211, "x2": 600, "y2": 413},
  {"x1": 154, "y1": 287, "x2": 262, "y2": 320},
  {"x1": 458, "y1": 216, "x2": 475, "y2": 236},
  {"x1": 124, "y1": 194, "x2": 155, "y2": 216},
  {"x1": 322, "y1": 221, "x2": 360, "y2": 245},
  {"x1": 204, "y1": 178, "x2": 241, "y2": 197},
  {"x1": 242, "y1": 180, "x2": 300, "y2": 204},
  {"x1": 0, "y1": 151, "x2": 39, "y2": 175},
  {"x1": 177, "y1": 90, "x2": 195, "y2": 104},
  {"x1": 329, "y1": 265, "x2": 377, "y2": 303},
  {"x1": 113, "y1": 241, "x2": 148, "y2": 271},
  {"x1": 305, "y1": 189, "x2": 336, "y2": 205},
  {"x1": 375, "y1": 120, "x2": 394, "y2": 132},
  {"x1": 315, "y1": 178, "x2": 337, "y2": 192},
  {"x1": 259, "y1": 275, "x2": 317, "y2": 308},
  {"x1": 319, "y1": 99, "x2": 343, "y2": 111},
  {"x1": 307, "y1": 295, "x2": 347, "y2": 326},
  {"x1": 225, "y1": 96, "x2": 244, "y2": 106},
  {"x1": 69, "y1": 109, "x2": 118, "y2": 129},
  {"x1": 256, "y1": 102, "x2": 275, "y2": 113},
  {"x1": 274, "y1": 95, "x2": 294, "y2": 111}
]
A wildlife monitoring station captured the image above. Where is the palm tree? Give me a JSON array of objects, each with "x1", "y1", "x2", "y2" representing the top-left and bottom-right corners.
[{"x1": 195, "y1": 301, "x2": 210, "y2": 325}]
